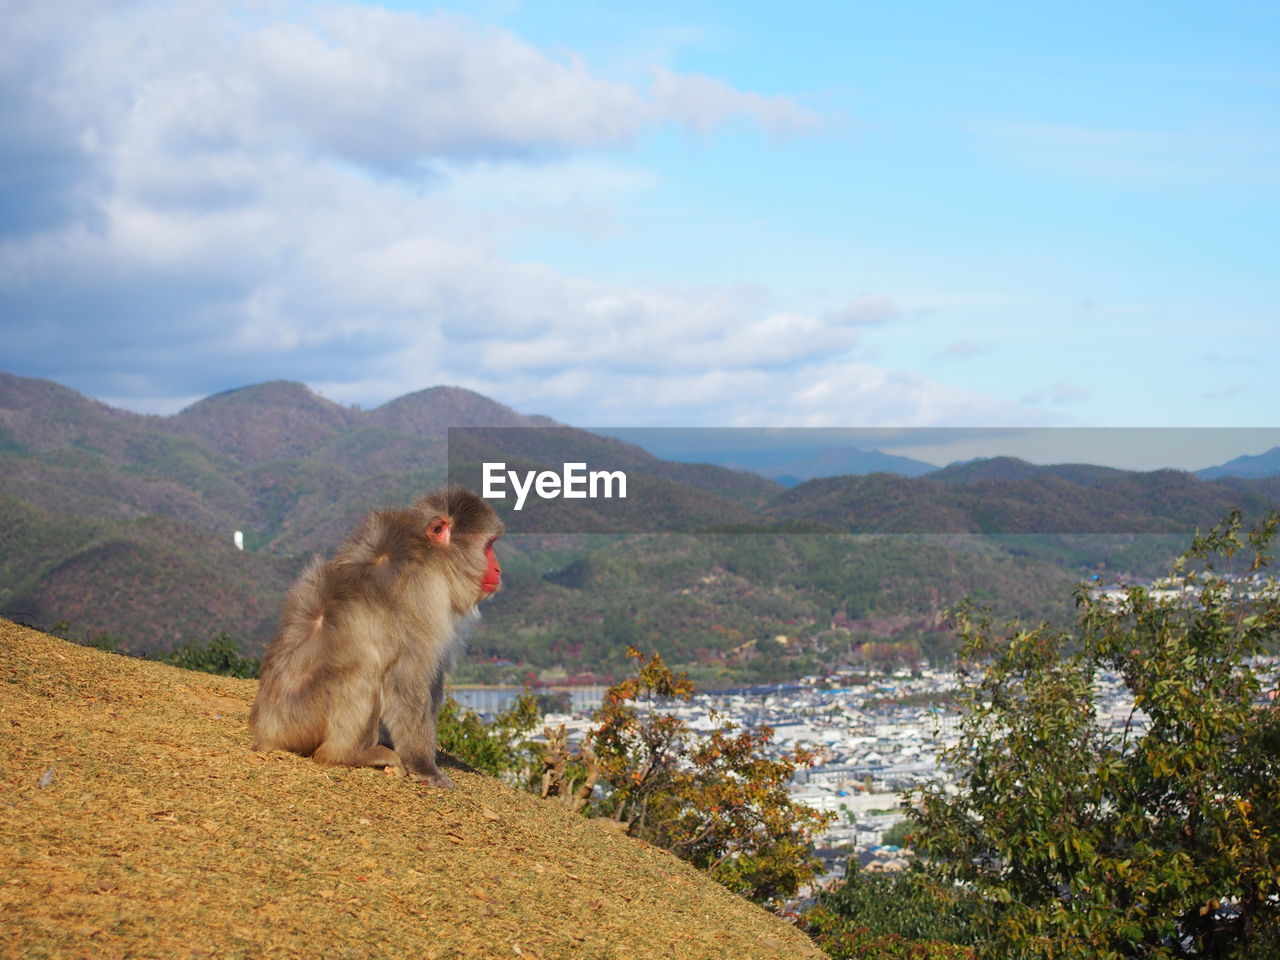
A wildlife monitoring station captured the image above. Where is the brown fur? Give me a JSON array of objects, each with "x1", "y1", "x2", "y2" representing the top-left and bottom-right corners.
[{"x1": 249, "y1": 486, "x2": 503, "y2": 787}]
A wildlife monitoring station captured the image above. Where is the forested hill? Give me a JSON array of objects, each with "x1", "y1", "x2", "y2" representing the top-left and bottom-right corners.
[
  {"x1": 764, "y1": 462, "x2": 1280, "y2": 533},
  {"x1": 3, "y1": 370, "x2": 1279, "y2": 682}
]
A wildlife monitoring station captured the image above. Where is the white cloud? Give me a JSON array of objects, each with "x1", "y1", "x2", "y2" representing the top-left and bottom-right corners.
[
  {"x1": 445, "y1": 360, "x2": 1017, "y2": 428},
  {"x1": 649, "y1": 68, "x2": 820, "y2": 138},
  {"x1": 825, "y1": 294, "x2": 900, "y2": 326},
  {"x1": 0, "y1": 1, "x2": 1028, "y2": 428},
  {"x1": 245, "y1": 10, "x2": 650, "y2": 164},
  {"x1": 1, "y1": 2, "x2": 819, "y2": 187}
]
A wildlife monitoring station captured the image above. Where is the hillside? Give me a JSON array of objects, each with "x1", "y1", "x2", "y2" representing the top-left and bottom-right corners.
[
  {"x1": 481, "y1": 532, "x2": 1086, "y2": 682},
  {"x1": 0, "y1": 618, "x2": 824, "y2": 960},
  {"x1": 764, "y1": 465, "x2": 1280, "y2": 534},
  {"x1": 5, "y1": 370, "x2": 1280, "y2": 683},
  {"x1": 0, "y1": 494, "x2": 301, "y2": 651}
]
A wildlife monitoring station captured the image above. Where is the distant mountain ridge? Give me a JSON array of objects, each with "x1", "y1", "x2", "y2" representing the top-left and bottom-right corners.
[
  {"x1": 367, "y1": 385, "x2": 558, "y2": 436},
  {"x1": 731, "y1": 445, "x2": 936, "y2": 486},
  {"x1": 1197, "y1": 446, "x2": 1280, "y2": 480},
  {"x1": 0, "y1": 373, "x2": 550, "y2": 467},
  {"x1": 763, "y1": 462, "x2": 1280, "y2": 534},
  {"x1": 163, "y1": 380, "x2": 554, "y2": 465},
  {"x1": 0, "y1": 371, "x2": 783, "y2": 651},
  {"x1": 927, "y1": 457, "x2": 1131, "y2": 486},
  {"x1": 0, "y1": 372, "x2": 568, "y2": 647},
  {"x1": 4, "y1": 370, "x2": 1280, "y2": 678}
]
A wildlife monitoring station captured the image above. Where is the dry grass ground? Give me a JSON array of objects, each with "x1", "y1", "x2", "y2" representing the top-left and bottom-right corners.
[{"x1": 0, "y1": 618, "x2": 824, "y2": 960}]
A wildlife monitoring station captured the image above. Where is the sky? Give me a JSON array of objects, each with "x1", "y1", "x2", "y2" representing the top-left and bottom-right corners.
[{"x1": 1, "y1": 1, "x2": 1277, "y2": 452}]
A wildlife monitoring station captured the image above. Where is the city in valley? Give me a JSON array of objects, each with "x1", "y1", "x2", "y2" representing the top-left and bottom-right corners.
[
  {"x1": 455, "y1": 572, "x2": 1280, "y2": 890},
  {"x1": 520, "y1": 665, "x2": 1157, "y2": 886}
]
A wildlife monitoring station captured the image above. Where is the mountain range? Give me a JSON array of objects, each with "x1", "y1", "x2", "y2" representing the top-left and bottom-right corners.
[
  {"x1": 1195, "y1": 446, "x2": 1280, "y2": 480},
  {"x1": 729, "y1": 446, "x2": 936, "y2": 487},
  {"x1": 3, "y1": 370, "x2": 1278, "y2": 684}
]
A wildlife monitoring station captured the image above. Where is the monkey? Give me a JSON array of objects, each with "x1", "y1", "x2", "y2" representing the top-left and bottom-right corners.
[{"x1": 249, "y1": 486, "x2": 503, "y2": 788}]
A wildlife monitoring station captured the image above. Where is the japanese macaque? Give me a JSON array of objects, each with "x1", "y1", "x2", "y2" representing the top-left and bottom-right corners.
[{"x1": 249, "y1": 486, "x2": 502, "y2": 788}]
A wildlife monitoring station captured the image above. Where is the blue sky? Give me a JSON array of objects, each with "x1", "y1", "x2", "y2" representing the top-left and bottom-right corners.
[{"x1": 1, "y1": 1, "x2": 1276, "y2": 449}]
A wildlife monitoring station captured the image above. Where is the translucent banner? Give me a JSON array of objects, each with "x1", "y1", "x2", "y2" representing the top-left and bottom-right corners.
[{"x1": 446, "y1": 427, "x2": 1280, "y2": 534}]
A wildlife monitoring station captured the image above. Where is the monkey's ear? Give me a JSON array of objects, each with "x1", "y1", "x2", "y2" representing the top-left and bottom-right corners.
[{"x1": 425, "y1": 516, "x2": 451, "y2": 545}]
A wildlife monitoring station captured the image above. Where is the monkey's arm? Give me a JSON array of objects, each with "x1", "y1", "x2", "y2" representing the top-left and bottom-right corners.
[{"x1": 380, "y1": 650, "x2": 453, "y2": 788}]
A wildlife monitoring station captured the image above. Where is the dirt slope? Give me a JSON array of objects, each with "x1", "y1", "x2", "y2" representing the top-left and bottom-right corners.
[{"x1": 0, "y1": 618, "x2": 823, "y2": 960}]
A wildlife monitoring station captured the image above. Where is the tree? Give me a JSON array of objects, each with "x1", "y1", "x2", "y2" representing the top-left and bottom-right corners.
[
  {"x1": 911, "y1": 511, "x2": 1280, "y2": 958},
  {"x1": 437, "y1": 693, "x2": 540, "y2": 779},
  {"x1": 881, "y1": 819, "x2": 913, "y2": 848},
  {"x1": 588, "y1": 647, "x2": 697, "y2": 830},
  {"x1": 803, "y1": 863, "x2": 977, "y2": 960},
  {"x1": 160, "y1": 630, "x2": 260, "y2": 678},
  {"x1": 586, "y1": 647, "x2": 834, "y2": 910},
  {"x1": 539, "y1": 722, "x2": 599, "y2": 813}
]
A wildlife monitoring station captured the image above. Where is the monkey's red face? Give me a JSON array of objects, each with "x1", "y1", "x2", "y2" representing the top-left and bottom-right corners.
[{"x1": 480, "y1": 539, "x2": 502, "y2": 596}]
